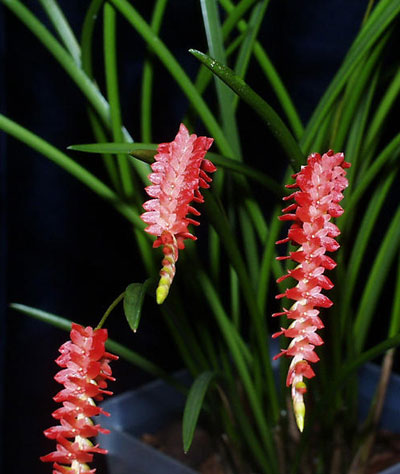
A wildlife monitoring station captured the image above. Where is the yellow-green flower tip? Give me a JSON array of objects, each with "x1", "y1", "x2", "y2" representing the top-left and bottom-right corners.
[
  {"x1": 156, "y1": 286, "x2": 168, "y2": 304},
  {"x1": 156, "y1": 276, "x2": 170, "y2": 304},
  {"x1": 294, "y1": 400, "x2": 305, "y2": 432}
]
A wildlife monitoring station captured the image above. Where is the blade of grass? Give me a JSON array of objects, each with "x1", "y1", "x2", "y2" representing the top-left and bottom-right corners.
[
  {"x1": 81, "y1": 0, "x2": 123, "y2": 192},
  {"x1": 108, "y1": 0, "x2": 232, "y2": 156},
  {"x1": 232, "y1": 0, "x2": 269, "y2": 111},
  {"x1": 200, "y1": 0, "x2": 241, "y2": 156},
  {"x1": 197, "y1": 271, "x2": 279, "y2": 472},
  {"x1": 292, "y1": 331, "x2": 400, "y2": 474},
  {"x1": 239, "y1": 205, "x2": 259, "y2": 287},
  {"x1": 189, "y1": 49, "x2": 303, "y2": 169},
  {"x1": 185, "y1": 0, "x2": 259, "y2": 123},
  {"x1": 141, "y1": 0, "x2": 168, "y2": 142},
  {"x1": 2, "y1": 1, "x2": 110, "y2": 129},
  {"x1": 103, "y1": 3, "x2": 134, "y2": 197},
  {"x1": 353, "y1": 204, "x2": 400, "y2": 353},
  {"x1": 10, "y1": 303, "x2": 186, "y2": 390},
  {"x1": 389, "y1": 252, "x2": 400, "y2": 337},
  {"x1": 204, "y1": 190, "x2": 280, "y2": 420},
  {"x1": 257, "y1": 206, "x2": 282, "y2": 314},
  {"x1": 68, "y1": 142, "x2": 156, "y2": 154},
  {"x1": 221, "y1": 0, "x2": 258, "y2": 37},
  {"x1": 343, "y1": 68, "x2": 380, "y2": 180},
  {"x1": 68, "y1": 143, "x2": 282, "y2": 195},
  {"x1": 339, "y1": 170, "x2": 397, "y2": 335},
  {"x1": 0, "y1": 114, "x2": 141, "y2": 227},
  {"x1": 87, "y1": 108, "x2": 122, "y2": 194},
  {"x1": 183, "y1": 371, "x2": 216, "y2": 453},
  {"x1": 38, "y1": 0, "x2": 81, "y2": 66},
  {"x1": 301, "y1": 0, "x2": 400, "y2": 153},
  {"x1": 219, "y1": 0, "x2": 303, "y2": 139},
  {"x1": 81, "y1": 0, "x2": 104, "y2": 79},
  {"x1": 330, "y1": 35, "x2": 387, "y2": 152},
  {"x1": 346, "y1": 133, "x2": 400, "y2": 213},
  {"x1": 358, "y1": 66, "x2": 400, "y2": 178}
]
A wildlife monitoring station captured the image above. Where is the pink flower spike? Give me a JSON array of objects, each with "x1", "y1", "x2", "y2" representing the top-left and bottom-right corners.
[
  {"x1": 141, "y1": 123, "x2": 215, "y2": 304},
  {"x1": 41, "y1": 324, "x2": 118, "y2": 474},
  {"x1": 273, "y1": 150, "x2": 350, "y2": 432}
]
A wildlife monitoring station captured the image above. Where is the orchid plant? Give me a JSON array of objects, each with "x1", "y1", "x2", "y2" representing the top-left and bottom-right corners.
[{"x1": 3, "y1": 1, "x2": 400, "y2": 473}]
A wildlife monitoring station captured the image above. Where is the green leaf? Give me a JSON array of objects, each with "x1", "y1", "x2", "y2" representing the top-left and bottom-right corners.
[
  {"x1": 189, "y1": 49, "x2": 303, "y2": 169},
  {"x1": 9, "y1": 303, "x2": 187, "y2": 389},
  {"x1": 301, "y1": 0, "x2": 400, "y2": 153},
  {"x1": 67, "y1": 142, "x2": 282, "y2": 194},
  {"x1": 109, "y1": 0, "x2": 232, "y2": 156},
  {"x1": 38, "y1": 0, "x2": 81, "y2": 66},
  {"x1": 200, "y1": 0, "x2": 242, "y2": 157},
  {"x1": 183, "y1": 371, "x2": 216, "y2": 453},
  {"x1": 123, "y1": 280, "x2": 152, "y2": 332},
  {"x1": 219, "y1": 0, "x2": 303, "y2": 139},
  {"x1": 81, "y1": 0, "x2": 104, "y2": 78},
  {"x1": 68, "y1": 142, "x2": 157, "y2": 154},
  {"x1": 353, "y1": 204, "x2": 400, "y2": 353},
  {"x1": 103, "y1": 2, "x2": 134, "y2": 196},
  {"x1": 2, "y1": 0, "x2": 110, "y2": 130},
  {"x1": 232, "y1": 0, "x2": 269, "y2": 111},
  {"x1": 141, "y1": 0, "x2": 169, "y2": 142},
  {"x1": 0, "y1": 114, "x2": 141, "y2": 227}
]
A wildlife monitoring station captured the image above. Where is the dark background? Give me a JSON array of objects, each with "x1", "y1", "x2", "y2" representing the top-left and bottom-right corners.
[{"x1": 0, "y1": 1, "x2": 367, "y2": 472}]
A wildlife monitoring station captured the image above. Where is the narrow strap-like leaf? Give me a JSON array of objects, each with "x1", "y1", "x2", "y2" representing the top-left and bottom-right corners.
[
  {"x1": 219, "y1": 0, "x2": 303, "y2": 139},
  {"x1": 232, "y1": 0, "x2": 269, "y2": 111},
  {"x1": 183, "y1": 371, "x2": 216, "y2": 453},
  {"x1": 81, "y1": 0, "x2": 104, "y2": 78},
  {"x1": 0, "y1": 114, "x2": 141, "y2": 227},
  {"x1": 9, "y1": 303, "x2": 186, "y2": 390},
  {"x1": 109, "y1": 0, "x2": 232, "y2": 156},
  {"x1": 2, "y1": 0, "x2": 110, "y2": 128},
  {"x1": 189, "y1": 49, "x2": 303, "y2": 169},
  {"x1": 353, "y1": 204, "x2": 400, "y2": 353},
  {"x1": 38, "y1": 0, "x2": 81, "y2": 66},
  {"x1": 301, "y1": 0, "x2": 400, "y2": 152},
  {"x1": 200, "y1": 0, "x2": 242, "y2": 157},
  {"x1": 140, "y1": 0, "x2": 168, "y2": 142},
  {"x1": 103, "y1": 3, "x2": 137, "y2": 192},
  {"x1": 67, "y1": 142, "x2": 282, "y2": 195}
]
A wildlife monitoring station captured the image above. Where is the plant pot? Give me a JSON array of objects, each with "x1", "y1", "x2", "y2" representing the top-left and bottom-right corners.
[
  {"x1": 98, "y1": 365, "x2": 400, "y2": 474},
  {"x1": 98, "y1": 370, "x2": 197, "y2": 474}
]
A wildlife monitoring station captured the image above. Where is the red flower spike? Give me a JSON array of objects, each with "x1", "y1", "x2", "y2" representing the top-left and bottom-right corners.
[
  {"x1": 274, "y1": 150, "x2": 350, "y2": 432},
  {"x1": 41, "y1": 324, "x2": 118, "y2": 474},
  {"x1": 141, "y1": 123, "x2": 215, "y2": 304}
]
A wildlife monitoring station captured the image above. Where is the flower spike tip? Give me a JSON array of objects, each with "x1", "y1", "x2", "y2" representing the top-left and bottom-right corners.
[
  {"x1": 273, "y1": 150, "x2": 350, "y2": 432},
  {"x1": 141, "y1": 123, "x2": 215, "y2": 304},
  {"x1": 41, "y1": 323, "x2": 118, "y2": 474}
]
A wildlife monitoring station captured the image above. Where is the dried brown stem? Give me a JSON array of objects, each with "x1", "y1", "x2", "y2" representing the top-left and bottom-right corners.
[{"x1": 348, "y1": 348, "x2": 395, "y2": 474}]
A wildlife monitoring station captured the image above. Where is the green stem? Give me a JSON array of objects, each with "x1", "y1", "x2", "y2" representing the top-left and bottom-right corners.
[{"x1": 96, "y1": 292, "x2": 125, "y2": 329}]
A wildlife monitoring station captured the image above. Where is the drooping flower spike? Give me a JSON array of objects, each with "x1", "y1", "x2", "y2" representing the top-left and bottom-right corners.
[
  {"x1": 41, "y1": 323, "x2": 118, "y2": 474},
  {"x1": 141, "y1": 123, "x2": 216, "y2": 304},
  {"x1": 273, "y1": 150, "x2": 350, "y2": 432}
]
